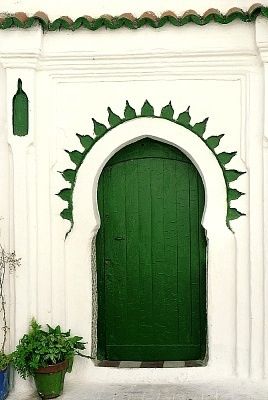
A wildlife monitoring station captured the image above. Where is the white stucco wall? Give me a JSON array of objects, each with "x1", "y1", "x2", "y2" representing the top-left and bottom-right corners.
[{"x1": 0, "y1": 3, "x2": 268, "y2": 393}]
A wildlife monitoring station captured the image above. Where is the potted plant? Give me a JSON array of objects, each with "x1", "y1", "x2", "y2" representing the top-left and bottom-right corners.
[
  {"x1": 12, "y1": 319, "x2": 88, "y2": 399},
  {"x1": 0, "y1": 243, "x2": 20, "y2": 400}
]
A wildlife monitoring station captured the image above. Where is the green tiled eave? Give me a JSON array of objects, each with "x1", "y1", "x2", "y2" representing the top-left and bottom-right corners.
[{"x1": 0, "y1": 4, "x2": 268, "y2": 31}]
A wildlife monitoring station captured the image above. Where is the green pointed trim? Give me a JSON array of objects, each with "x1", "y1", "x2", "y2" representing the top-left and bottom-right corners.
[
  {"x1": 92, "y1": 119, "x2": 107, "y2": 137},
  {"x1": 1, "y1": 5, "x2": 268, "y2": 31},
  {"x1": 205, "y1": 134, "x2": 224, "y2": 150},
  {"x1": 227, "y1": 207, "x2": 246, "y2": 221},
  {"x1": 191, "y1": 118, "x2": 208, "y2": 137},
  {"x1": 107, "y1": 107, "x2": 122, "y2": 127},
  {"x1": 176, "y1": 107, "x2": 191, "y2": 128},
  {"x1": 217, "y1": 151, "x2": 237, "y2": 165},
  {"x1": 59, "y1": 100, "x2": 245, "y2": 235},
  {"x1": 60, "y1": 208, "x2": 72, "y2": 221},
  {"x1": 224, "y1": 169, "x2": 246, "y2": 183},
  {"x1": 60, "y1": 169, "x2": 76, "y2": 184},
  {"x1": 141, "y1": 100, "x2": 154, "y2": 117},
  {"x1": 161, "y1": 102, "x2": 174, "y2": 120},
  {"x1": 124, "y1": 101, "x2": 136, "y2": 120},
  {"x1": 57, "y1": 188, "x2": 72, "y2": 202},
  {"x1": 65, "y1": 150, "x2": 84, "y2": 166},
  {"x1": 228, "y1": 188, "x2": 244, "y2": 201},
  {"x1": 76, "y1": 134, "x2": 94, "y2": 150}
]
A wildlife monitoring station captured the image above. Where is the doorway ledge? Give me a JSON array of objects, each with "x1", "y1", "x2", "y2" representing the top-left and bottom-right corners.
[{"x1": 8, "y1": 379, "x2": 268, "y2": 400}]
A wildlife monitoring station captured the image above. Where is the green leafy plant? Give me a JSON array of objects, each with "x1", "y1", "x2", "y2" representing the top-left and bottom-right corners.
[
  {"x1": 0, "y1": 353, "x2": 11, "y2": 371},
  {"x1": 12, "y1": 319, "x2": 87, "y2": 379}
]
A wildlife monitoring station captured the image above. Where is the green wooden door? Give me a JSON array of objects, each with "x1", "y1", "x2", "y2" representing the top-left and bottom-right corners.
[{"x1": 96, "y1": 138, "x2": 207, "y2": 361}]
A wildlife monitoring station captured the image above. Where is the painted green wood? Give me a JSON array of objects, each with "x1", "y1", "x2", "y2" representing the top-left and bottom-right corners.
[
  {"x1": 137, "y1": 160, "x2": 153, "y2": 345},
  {"x1": 12, "y1": 79, "x2": 29, "y2": 136},
  {"x1": 189, "y1": 169, "x2": 201, "y2": 345},
  {"x1": 162, "y1": 159, "x2": 179, "y2": 344},
  {"x1": 96, "y1": 138, "x2": 207, "y2": 361},
  {"x1": 124, "y1": 161, "x2": 142, "y2": 345},
  {"x1": 198, "y1": 175, "x2": 207, "y2": 358},
  {"x1": 176, "y1": 163, "x2": 192, "y2": 345},
  {"x1": 106, "y1": 138, "x2": 191, "y2": 165}
]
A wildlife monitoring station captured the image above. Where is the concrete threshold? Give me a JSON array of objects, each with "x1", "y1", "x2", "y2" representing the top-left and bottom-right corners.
[{"x1": 8, "y1": 379, "x2": 268, "y2": 400}]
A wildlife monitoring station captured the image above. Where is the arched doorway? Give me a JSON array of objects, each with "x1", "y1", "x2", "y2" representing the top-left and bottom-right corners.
[{"x1": 96, "y1": 138, "x2": 207, "y2": 361}]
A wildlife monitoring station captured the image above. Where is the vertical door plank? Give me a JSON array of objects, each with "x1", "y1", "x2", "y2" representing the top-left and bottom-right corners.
[
  {"x1": 162, "y1": 159, "x2": 179, "y2": 344},
  {"x1": 124, "y1": 160, "x2": 141, "y2": 344},
  {"x1": 137, "y1": 159, "x2": 153, "y2": 345},
  {"x1": 189, "y1": 167, "x2": 201, "y2": 345},
  {"x1": 198, "y1": 174, "x2": 207, "y2": 358},
  {"x1": 150, "y1": 158, "x2": 167, "y2": 345},
  {"x1": 105, "y1": 164, "x2": 127, "y2": 347},
  {"x1": 176, "y1": 163, "x2": 192, "y2": 344}
]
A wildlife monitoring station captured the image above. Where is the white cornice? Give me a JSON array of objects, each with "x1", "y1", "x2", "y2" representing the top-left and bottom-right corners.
[
  {"x1": 0, "y1": 54, "x2": 41, "y2": 69},
  {"x1": 0, "y1": 27, "x2": 42, "y2": 68}
]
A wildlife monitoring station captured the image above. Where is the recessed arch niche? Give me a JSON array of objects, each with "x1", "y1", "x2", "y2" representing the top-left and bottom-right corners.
[{"x1": 65, "y1": 118, "x2": 236, "y2": 382}]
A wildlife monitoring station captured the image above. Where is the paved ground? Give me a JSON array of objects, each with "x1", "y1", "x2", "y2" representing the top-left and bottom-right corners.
[{"x1": 8, "y1": 380, "x2": 268, "y2": 400}]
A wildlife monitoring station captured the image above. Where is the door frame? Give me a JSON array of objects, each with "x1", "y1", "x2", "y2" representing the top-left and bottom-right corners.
[{"x1": 65, "y1": 117, "x2": 236, "y2": 382}]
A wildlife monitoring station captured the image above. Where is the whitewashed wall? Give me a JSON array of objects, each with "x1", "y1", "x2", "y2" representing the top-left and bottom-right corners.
[{"x1": 0, "y1": 15, "x2": 268, "y2": 393}]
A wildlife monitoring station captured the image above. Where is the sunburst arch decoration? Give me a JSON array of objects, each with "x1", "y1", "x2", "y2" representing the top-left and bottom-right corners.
[{"x1": 58, "y1": 101, "x2": 245, "y2": 236}]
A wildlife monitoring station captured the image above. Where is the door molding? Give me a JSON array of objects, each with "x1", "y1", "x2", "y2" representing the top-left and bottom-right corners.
[{"x1": 65, "y1": 117, "x2": 236, "y2": 382}]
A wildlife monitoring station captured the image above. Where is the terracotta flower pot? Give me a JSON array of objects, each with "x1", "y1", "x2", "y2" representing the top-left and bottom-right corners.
[{"x1": 33, "y1": 360, "x2": 68, "y2": 399}]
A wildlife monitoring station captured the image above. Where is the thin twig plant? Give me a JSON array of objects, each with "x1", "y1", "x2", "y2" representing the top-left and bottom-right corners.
[{"x1": 0, "y1": 242, "x2": 20, "y2": 355}]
